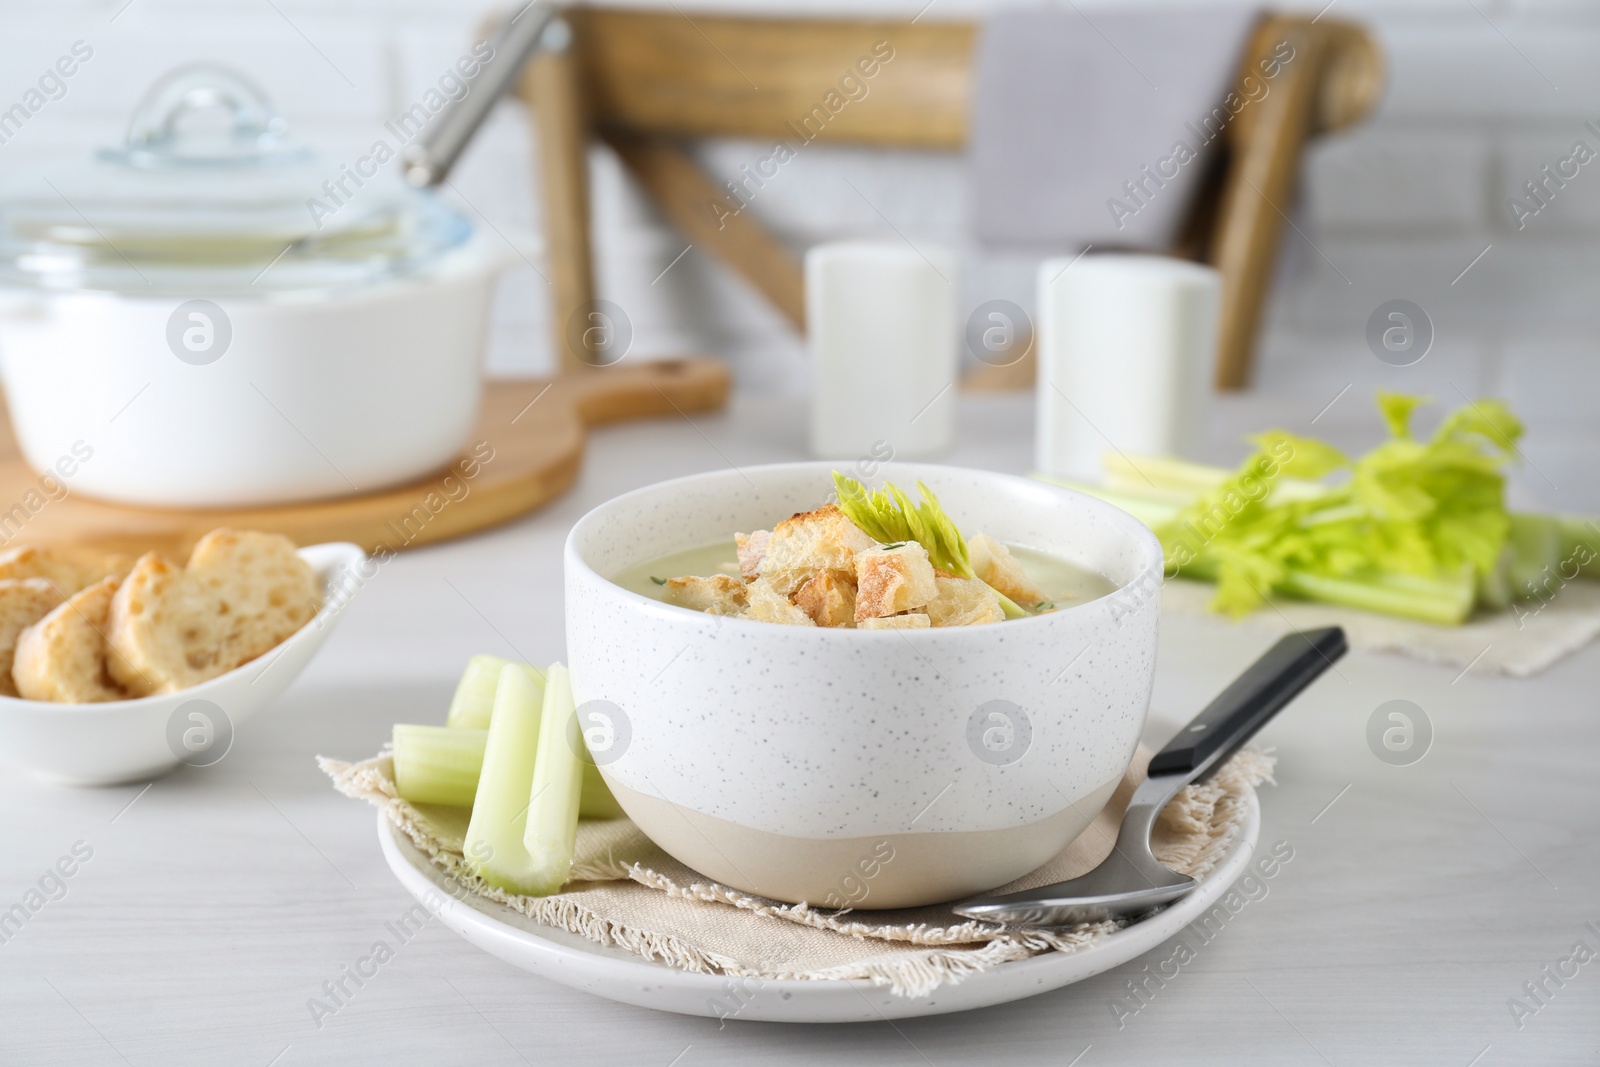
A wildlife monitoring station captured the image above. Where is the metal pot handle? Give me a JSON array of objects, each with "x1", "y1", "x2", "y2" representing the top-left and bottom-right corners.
[{"x1": 401, "y1": 3, "x2": 565, "y2": 188}]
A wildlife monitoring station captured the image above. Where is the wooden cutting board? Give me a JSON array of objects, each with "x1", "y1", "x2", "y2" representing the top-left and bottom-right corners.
[{"x1": 0, "y1": 357, "x2": 730, "y2": 557}]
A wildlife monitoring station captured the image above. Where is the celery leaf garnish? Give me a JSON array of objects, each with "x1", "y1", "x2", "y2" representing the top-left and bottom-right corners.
[{"x1": 833, "y1": 472, "x2": 1028, "y2": 618}]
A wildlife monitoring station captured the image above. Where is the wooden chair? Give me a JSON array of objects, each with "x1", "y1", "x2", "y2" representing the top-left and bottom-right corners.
[{"x1": 513, "y1": 8, "x2": 1381, "y2": 390}]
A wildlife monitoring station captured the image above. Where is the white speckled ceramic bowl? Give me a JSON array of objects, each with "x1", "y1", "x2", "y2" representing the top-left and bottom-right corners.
[{"x1": 565, "y1": 463, "x2": 1163, "y2": 909}]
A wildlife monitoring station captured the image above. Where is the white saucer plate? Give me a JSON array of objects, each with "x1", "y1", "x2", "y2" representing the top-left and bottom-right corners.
[{"x1": 378, "y1": 789, "x2": 1260, "y2": 1024}]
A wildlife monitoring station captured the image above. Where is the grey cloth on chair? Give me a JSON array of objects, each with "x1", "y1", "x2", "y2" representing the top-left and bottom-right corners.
[{"x1": 970, "y1": 7, "x2": 1266, "y2": 251}]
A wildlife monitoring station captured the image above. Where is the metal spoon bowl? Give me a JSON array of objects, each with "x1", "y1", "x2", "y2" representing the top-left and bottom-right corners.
[{"x1": 955, "y1": 627, "x2": 1347, "y2": 927}]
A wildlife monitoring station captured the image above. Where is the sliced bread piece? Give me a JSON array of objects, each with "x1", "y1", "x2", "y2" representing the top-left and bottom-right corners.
[
  {"x1": 664, "y1": 574, "x2": 749, "y2": 616},
  {"x1": 793, "y1": 570, "x2": 856, "y2": 627},
  {"x1": 742, "y1": 577, "x2": 815, "y2": 627},
  {"x1": 924, "y1": 575, "x2": 1005, "y2": 627},
  {"x1": 859, "y1": 613, "x2": 931, "y2": 630},
  {"x1": 734, "y1": 530, "x2": 770, "y2": 580},
  {"x1": 0, "y1": 545, "x2": 131, "y2": 597},
  {"x1": 13, "y1": 577, "x2": 129, "y2": 703},
  {"x1": 758, "y1": 505, "x2": 876, "y2": 596},
  {"x1": 107, "y1": 529, "x2": 320, "y2": 697},
  {"x1": 0, "y1": 578, "x2": 66, "y2": 696},
  {"x1": 969, "y1": 533, "x2": 1044, "y2": 606},
  {"x1": 854, "y1": 542, "x2": 939, "y2": 622}
]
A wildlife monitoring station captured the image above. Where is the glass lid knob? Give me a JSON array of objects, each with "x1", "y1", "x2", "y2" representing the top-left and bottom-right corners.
[{"x1": 109, "y1": 63, "x2": 304, "y2": 168}]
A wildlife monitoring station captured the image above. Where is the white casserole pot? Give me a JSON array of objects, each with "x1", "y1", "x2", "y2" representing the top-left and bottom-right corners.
[{"x1": 0, "y1": 65, "x2": 501, "y2": 507}]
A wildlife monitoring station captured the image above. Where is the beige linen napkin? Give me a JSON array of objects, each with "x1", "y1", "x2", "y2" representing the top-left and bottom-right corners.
[
  {"x1": 1162, "y1": 579, "x2": 1600, "y2": 678},
  {"x1": 323, "y1": 745, "x2": 1272, "y2": 998}
]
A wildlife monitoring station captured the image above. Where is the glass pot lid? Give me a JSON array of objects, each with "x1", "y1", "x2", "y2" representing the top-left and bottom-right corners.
[{"x1": 0, "y1": 64, "x2": 472, "y2": 297}]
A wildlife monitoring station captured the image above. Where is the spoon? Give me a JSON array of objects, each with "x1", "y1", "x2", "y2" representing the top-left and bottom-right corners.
[{"x1": 953, "y1": 626, "x2": 1347, "y2": 927}]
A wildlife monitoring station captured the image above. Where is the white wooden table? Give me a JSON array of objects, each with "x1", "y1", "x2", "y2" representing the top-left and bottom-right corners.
[{"x1": 4, "y1": 393, "x2": 1596, "y2": 1066}]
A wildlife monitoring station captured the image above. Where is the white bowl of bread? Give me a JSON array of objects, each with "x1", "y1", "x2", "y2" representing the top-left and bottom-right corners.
[{"x1": 0, "y1": 530, "x2": 366, "y2": 785}]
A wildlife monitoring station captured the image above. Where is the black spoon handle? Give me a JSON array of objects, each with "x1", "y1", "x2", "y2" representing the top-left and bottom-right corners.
[{"x1": 1147, "y1": 627, "x2": 1348, "y2": 781}]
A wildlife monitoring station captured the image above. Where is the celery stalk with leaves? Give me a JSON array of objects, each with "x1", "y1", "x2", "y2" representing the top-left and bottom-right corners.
[
  {"x1": 832, "y1": 472, "x2": 1031, "y2": 618},
  {"x1": 1044, "y1": 391, "x2": 1600, "y2": 625}
]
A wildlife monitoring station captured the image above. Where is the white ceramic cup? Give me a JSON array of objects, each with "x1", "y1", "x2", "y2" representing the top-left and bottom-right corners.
[
  {"x1": 807, "y1": 241, "x2": 958, "y2": 461},
  {"x1": 565, "y1": 462, "x2": 1163, "y2": 909},
  {"x1": 1035, "y1": 253, "x2": 1219, "y2": 480}
]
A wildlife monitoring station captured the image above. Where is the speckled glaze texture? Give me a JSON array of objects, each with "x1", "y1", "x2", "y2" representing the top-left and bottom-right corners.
[{"x1": 564, "y1": 463, "x2": 1162, "y2": 844}]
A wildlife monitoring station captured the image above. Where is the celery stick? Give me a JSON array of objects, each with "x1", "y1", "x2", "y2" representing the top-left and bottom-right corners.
[
  {"x1": 1031, "y1": 474, "x2": 1185, "y2": 527},
  {"x1": 388, "y1": 724, "x2": 627, "y2": 818},
  {"x1": 393, "y1": 725, "x2": 486, "y2": 807},
  {"x1": 446, "y1": 655, "x2": 511, "y2": 729},
  {"x1": 1278, "y1": 568, "x2": 1476, "y2": 626},
  {"x1": 1506, "y1": 513, "x2": 1562, "y2": 599},
  {"x1": 1477, "y1": 548, "x2": 1513, "y2": 613},
  {"x1": 1101, "y1": 454, "x2": 1329, "y2": 504},
  {"x1": 1550, "y1": 516, "x2": 1600, "y2": 579},
  {"x1": 994, "y1": 589, "x2": 1031, "y2": 619},
  {"x1": 463, "y1": 665, "x2": 546, "y2": 892},
  {"x1": 580, "y1": 762, "x2": 626, "y2": 820},
  {"x1": 1102, "y1": 452, "x2": 1228, "y2": 495},
  {"x1": 447, "y1": 655, "x2": 545, "y2": 729},
  {"x1": 521, "y1": 663, "x2": 584, "y2": 896},
  {"x1": 1172, "y1": 557, "x2": 1475, "y2": 625}
]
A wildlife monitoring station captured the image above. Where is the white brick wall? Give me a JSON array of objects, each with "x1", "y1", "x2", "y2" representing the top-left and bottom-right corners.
[
  {"x1": 1304, "y1": 131, "x2": 1489, "y2": 232},
  {"x1": 1, "y1": 0, "x2": 1597, "y2": 503}
]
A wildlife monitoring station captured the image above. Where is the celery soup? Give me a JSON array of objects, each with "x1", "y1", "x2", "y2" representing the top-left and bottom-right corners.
[{"x1": 613, "y1": 541, "x2": 1117, "y2": 612}]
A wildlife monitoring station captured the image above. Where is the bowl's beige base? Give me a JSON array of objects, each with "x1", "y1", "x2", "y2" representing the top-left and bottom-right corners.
[{"x1": 608, "y1": 775, "x2": 1122, "y2": 910}]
